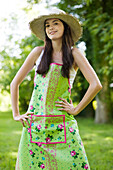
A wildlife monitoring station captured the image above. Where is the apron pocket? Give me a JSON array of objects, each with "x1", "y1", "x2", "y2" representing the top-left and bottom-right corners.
[{"x1": 30, "y1": 115, "x2": 66, "y2": 144}]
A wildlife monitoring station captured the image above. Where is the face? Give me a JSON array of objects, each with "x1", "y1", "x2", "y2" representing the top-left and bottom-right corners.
[{"x1": 45, "y1": 18, "x2": 64, "y2": 41}]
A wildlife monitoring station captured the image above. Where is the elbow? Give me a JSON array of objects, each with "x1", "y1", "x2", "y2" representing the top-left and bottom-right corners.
[
  {"x1": 10, "y1": 80, "x2": 19, "y2": 91},
  {"x1": 99, "y1": 83, "x2": 103, "y2": 90},
  {"x1": 93, "y1": 81, "x2": 103, "y2": 92},
  {"x1": 97, "y1": 81, "x2": 103, "y2": 91},
  {"x1": 10, "y1": 80, "x2": 14, "y2": 90},
  {"x1": 90, "y1": 81, "x2": 102, "y2": 93}
]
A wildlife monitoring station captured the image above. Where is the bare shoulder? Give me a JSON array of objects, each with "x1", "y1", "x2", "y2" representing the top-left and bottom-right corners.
[
  {"x1": 33, "y1": 46, "x2": 44, "y2": 64},
  {"x1": 34, "y1": 46, "x2": 44, "y2": 53},
  {"x1": 72, "y1": 47, "x2": 102, "y2": 88},
  {"x1": 72, "y1": 47, "x2": 88, "y2": 68},
  {"x1": 33, "y1": 46, "x2": 44, "y2": 57},
  {"x1": 72, "y1": 47, "x2": 96, "y2": 77}
]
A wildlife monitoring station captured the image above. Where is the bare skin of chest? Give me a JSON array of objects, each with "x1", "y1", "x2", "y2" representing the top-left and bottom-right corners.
[
  {"x1": 51, "y1": 52, "x2": 63, "y2": 64},
  {"x1": 51, "y1": 52, "x2": 78, "y2": 71}
]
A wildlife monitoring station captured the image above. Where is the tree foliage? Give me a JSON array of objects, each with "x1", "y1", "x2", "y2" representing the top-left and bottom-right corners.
[
  {"x1": 0, "y1": 0, "x2": 113, "y2": 120},
  {"x1": 0, "y1": 34, "x2": 44, "y2": 111},
  {"x1": 54, "y1": 0, "x2": 113, "y2": 119}
]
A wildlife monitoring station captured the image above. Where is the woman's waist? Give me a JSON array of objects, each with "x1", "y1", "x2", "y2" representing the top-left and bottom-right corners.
[{"x1": 27, "y1": 109, "x2": 74, "y2": 122}]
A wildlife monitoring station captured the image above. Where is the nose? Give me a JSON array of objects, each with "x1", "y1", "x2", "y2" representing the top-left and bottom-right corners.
[{"x1": 49, "y1": 25, "x2": 54, "y2": 30}]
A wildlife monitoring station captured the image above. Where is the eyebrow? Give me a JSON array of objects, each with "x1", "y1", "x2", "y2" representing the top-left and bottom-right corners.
[{"x1": 45, "y1": 19, "x2": 59, "y2": 25}]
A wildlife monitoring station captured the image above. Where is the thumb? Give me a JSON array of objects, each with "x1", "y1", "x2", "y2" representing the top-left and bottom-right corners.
[{"x1": 26, "y1": 112, "x2": 34, "y2": 115}]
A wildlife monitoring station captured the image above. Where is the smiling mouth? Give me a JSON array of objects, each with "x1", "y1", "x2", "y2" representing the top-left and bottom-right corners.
[{"x1": 50, "y1": 31, "x2": 57, "y2": 35}]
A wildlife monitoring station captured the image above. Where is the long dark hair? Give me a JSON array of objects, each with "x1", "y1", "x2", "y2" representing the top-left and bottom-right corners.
[{"x1": 36, "y1": 19, "x2": 74, "y2": 79}]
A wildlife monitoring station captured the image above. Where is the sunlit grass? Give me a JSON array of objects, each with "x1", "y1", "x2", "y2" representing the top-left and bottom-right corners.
[
  {"x1": 0, "y1": 111, "x2": 22, "y2": 170},
  {"x1": 76, "y1": 117, "x2": 113, "y2": 170},
  {"x1": 0, "y1": 111, "x2": 113, "y2": 170}
]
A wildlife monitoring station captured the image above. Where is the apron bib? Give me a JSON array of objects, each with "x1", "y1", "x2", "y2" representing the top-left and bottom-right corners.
[
  {"x1": 27, "y1": 63, "x2": 74, "y2": 144},
  {"x1": 16, "y1": 63, "x2": 90, "y2": 170}
]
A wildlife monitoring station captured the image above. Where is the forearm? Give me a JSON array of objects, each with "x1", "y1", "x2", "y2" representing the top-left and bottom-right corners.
[
  {"x1": 74, "y1": 83, "x2": 102, "y2": 115},
  {"x1": 10, "y1": 82, "x2": 20, "y2": 119}
]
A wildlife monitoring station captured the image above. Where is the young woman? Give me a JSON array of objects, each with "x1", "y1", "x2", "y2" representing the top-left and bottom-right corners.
[{"x1": 10, "y1": 8, "x2": 102, "y2": 170}]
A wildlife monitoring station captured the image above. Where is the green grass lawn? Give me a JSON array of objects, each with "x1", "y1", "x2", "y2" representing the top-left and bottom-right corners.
[{"x1": 0, "y1": 111, "x2": 113, "y2": 170}]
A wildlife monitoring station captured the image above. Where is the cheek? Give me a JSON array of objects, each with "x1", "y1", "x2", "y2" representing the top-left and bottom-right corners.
[
  {"x1": 45, "y1": 28, "x2": 48, "y2": 34},
  {"x1": 45, "y1": 29, "x2": 50, "y2": 38},
  {"x1": 59, "y1": 26, "x2": 64, "y2": 35}
]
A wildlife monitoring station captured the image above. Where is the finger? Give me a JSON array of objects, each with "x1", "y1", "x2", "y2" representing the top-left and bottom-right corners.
[
  {"x1": 23, "y1": 118, "x2": 30, "y2": 126},
  {"x1": 55, "y1": 104, "x2": 65, "y2": 107},
  {"x1": 20, "y1": 120, "x2": 25, "y2": 127},
  {"x1": 57, "y1": 108, "x2": 64, "y2": 110},
  {"x1": 55, "y1": 102, "x2": 68, "y2": 107},
  {"x1": 65, "y1": 107, "x2": 70, "y2": 112},
  {"x1": 57, "y1": 106, "x2": 72, "y2": 113},
  {"x1": 26, "y1": 112, "x2": 34, "y2": 115},
  {"x1": 57, "y1": 108, "x2": 68, "y2": 112},
  {"x1": 57, "y1": 106, "x2": 66, "y2": 110},
  {"x1": 26, "y1": 112, "x2": 34, "y2": 120},
  {"x1": 55, "y1": 101, "x2": 64, "y2": 104},
  {"x1": 60, "y1": 98, "x2": 68, "y2": 103},
  {"x1": 57, "y1": 101, "x2": 69, "y2": 106},
  {"x1": 24, "y1": 115, "x2": 32, "y2": 121}
]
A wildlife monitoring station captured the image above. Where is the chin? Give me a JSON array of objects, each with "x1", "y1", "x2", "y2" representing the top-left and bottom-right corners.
[{"x1": 50, "y1": 36, "x2": 63, "y2": 41}]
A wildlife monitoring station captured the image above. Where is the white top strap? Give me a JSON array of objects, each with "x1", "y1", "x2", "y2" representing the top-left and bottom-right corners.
[
  {"x1": 35, "y1": 49, "x2": 44, "y2": 71},
  {"x1": 69, "y1": 67, "x2": 77, "y2": 89}
]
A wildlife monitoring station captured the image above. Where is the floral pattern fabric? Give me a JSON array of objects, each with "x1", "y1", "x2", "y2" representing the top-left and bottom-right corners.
[
  {"x1": 16, "y1": 63, "x2": 90, "y2": 170},
  {"x1": 29, "y1": 115, "x2": 66, "y2": 144}
]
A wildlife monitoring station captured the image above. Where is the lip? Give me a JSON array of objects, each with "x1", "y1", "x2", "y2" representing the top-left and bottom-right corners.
[{"x1": 50, "y1": 31, "x2": 57, "y2": 35}]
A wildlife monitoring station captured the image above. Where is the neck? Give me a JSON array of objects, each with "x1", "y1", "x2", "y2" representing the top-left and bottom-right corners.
[{"x1": 51, "y1": 39, "x2": 62, "y2": 53}]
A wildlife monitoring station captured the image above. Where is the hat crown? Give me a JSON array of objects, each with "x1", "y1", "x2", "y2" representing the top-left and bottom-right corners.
[{"x1": 39, "y1": 7, "x2": 66, "y2": 16}]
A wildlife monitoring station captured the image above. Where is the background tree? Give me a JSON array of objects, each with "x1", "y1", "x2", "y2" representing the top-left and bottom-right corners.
[
  {"x1": 50, "y1": 0, "x2": 113, "y2": 123},
  {"x1": 0, "y1": 34, "x2": 44, "y2": 111},
  {"x1": 1, "y1": 0, "x2": 113, "y2": 123}
]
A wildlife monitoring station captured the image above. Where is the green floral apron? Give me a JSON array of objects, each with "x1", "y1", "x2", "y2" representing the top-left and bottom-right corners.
[{"x1": 16, "y1": 63, "x2": 90, "y2": 170}]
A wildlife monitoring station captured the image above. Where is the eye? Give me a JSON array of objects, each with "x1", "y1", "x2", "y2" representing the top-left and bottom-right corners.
[
  {"x1": 45, "y1": 25, "x2": 50, "y2": 28},
  {"x1": 54, "y1": 22, "x2": 58, "y2": 25}
]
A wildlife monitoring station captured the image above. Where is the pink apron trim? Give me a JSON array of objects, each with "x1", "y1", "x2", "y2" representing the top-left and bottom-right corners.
[
  {"x1": 50, "y1": 63, "x2": 63, "y2": 66},
  {"x1": 68, "y1": 78, "x2": 71, "y2": 95}
]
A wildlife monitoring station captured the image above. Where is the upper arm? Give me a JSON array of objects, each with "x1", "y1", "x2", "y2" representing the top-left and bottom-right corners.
[
  {"x1": 11, "y1": 46, "x2": 44, "y2": 86},
  {"x1": 72, "y1": 47, "x2": 102, "y2": 86}
]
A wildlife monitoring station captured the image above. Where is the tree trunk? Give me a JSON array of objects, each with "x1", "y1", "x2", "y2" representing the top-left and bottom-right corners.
[
  {"x1": 95, "y1": 76, "x2": 111, "y2": 123},
  {"x1": 95, "y1": 95, "x2": 109, "y2": 123}
]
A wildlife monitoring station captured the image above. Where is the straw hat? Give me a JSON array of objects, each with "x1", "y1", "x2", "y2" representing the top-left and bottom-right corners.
[{"x1": 29, "y1": 8, "x2": 82, "y2": 43}]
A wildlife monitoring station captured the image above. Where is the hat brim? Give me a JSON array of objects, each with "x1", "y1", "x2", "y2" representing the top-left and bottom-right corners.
[{"x1": 29, "y1": 13, "x2": 82, "y2": 43}]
